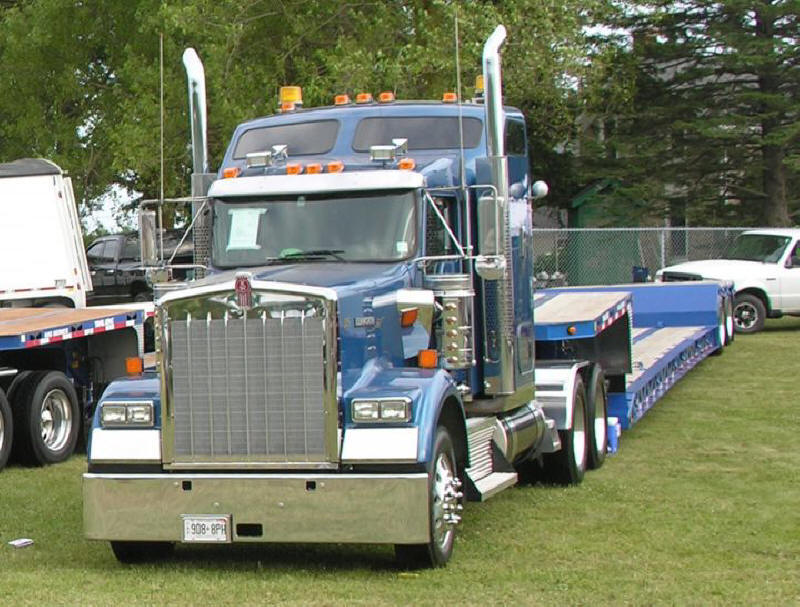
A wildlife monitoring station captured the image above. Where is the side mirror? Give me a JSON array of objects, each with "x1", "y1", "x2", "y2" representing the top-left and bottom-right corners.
[
  {"x1": 475, "y1": 194, "x2": 507, "y2": 280},
  {"x1": 139, "y1": 210, "x2": 158, "y2": 267}
]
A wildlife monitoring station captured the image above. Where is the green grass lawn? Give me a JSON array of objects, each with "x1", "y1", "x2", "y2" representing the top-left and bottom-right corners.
[{"x1": 2, "y1": 319, "x2": 799, "y2": 606}]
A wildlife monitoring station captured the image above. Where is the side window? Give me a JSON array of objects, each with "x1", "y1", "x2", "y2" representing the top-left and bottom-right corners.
[
  {"x1": 87, "y1": 240, "x2": 112, "y2": 261},
  {"x1": 121, "y1": 236, "x2": 139, "y2": 261},
  {"x1": 505, "y1": 118, "x2": 527, "y2": 156},
  {"x1": 425, "y1": 196, "x2": 455, "y2": 257}
]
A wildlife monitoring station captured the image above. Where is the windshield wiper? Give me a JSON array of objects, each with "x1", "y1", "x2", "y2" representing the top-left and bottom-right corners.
[{"x1": 279, "y1": 249, "x2": 346, "y2": 261}]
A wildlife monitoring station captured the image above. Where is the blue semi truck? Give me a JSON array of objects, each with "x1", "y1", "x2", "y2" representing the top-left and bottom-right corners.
[{"x1": 82, "y1": 26, "x2": 733, "y2": 566}]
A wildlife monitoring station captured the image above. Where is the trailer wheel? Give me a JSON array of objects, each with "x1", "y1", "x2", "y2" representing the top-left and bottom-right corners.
[
  {"x1": 542, "y1": 376, "x2": 587, "y2": 485},
  {"x1": 724, "y1": 295, "x2": 735, "y2": 345},
  {"x1": 395, "y1": 426, "x2": 461, "y2": 568},
  {"x1": 0, "y1": 390, "x2": 12, "y2": 471},
  {"x1": 585, "y1": 366, "x2": 607, "y2": 470},
  {"x1": 733, "y1": 293, "x2": 765, "y2": 334},
  {"x1": 111, "y1": 541, "x2": 174, "y2": 563},
  {"x1": 12, "y1": 371, "x2": 80, "y2": 465}
]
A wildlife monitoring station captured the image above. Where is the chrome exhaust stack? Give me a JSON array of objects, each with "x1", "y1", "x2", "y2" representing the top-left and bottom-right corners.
[
  {"x1": 182, "y1": 48, "x2": 214, "y2": 276},
  {"x1": 477, "y1": 25, "x2": 517, "y2": 399}
]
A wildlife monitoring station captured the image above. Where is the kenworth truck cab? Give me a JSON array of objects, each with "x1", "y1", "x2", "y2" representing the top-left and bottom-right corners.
[{"x1": 83, "y1": 26, "x2": 623, "y2": 567}]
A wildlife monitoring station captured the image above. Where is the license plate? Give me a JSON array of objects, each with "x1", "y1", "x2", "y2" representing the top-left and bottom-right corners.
[{"x1": 181, "y1": 515, "x2": 231, "y2": 543}]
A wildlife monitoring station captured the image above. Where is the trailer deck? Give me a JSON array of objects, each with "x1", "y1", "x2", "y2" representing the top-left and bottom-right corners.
[
  {"x1": 0, "y1": 307, "x2": 144, "y2": 351},
  {"x1": 536, "y1": 282, "x2": 731, "y2": 431}
]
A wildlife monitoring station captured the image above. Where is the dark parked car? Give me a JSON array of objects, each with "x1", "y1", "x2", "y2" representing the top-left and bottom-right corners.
[{"x1": 86, "y1": 232, "x2": 193, "y2": 304}]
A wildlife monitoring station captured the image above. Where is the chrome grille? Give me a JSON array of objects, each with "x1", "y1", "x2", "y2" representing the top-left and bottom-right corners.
[{"x1": 161, "y1": 285, "x2": 337, "y2": 468}]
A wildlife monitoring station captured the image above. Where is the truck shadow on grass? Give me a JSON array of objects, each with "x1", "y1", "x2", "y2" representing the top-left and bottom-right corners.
[{"x1": 144, "y1": 542, "x2": 400, "y2": 572}]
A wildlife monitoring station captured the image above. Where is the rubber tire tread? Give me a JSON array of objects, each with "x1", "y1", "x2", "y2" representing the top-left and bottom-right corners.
[
  {"x1": 395, "y1": 426, "x2": 458, "y2": 569},
  {"x1": 0, "y1": 390, "x2": 12, "y2": 471},
  {"x1": 111, "y1": 541, "x2": 175, "y2": 563},
  {"x1": 585, "y1": 366, "x2": 607, "y2": 471},
  {"x1": 541, "y1": 376, "x2": 587, "y2": 485},
  {"x1": 12, "y1": 371, "x2": 80, "y2": 466},
  {"x1": 734, "y1": 293, "x2": 766, "y2": 334}
]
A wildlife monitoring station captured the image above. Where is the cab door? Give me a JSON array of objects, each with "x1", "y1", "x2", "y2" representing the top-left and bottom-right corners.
[
  {"x1": 87, "y1": 238, "x2": 117, "y2": 302},
  {"x1": 777, "y1": 239, "x2": 800, "y2": 311}
]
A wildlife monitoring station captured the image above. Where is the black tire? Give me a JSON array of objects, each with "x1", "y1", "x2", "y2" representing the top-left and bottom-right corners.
[
  {"x1": 11, "y1": 371, "x2": 80, "y2": 465},
  {"x1": 6, "y1": 371, "x2": 33, "y2": 404},
  {"x1": 710, "y1": 302, "x2": 727, "y2": 356},
  {"x1": 542, "y1": 376, "x2": 588, "y2": 485},
  {"x1": 395, "y1": 426, "x2": 462, "y2": 568},
  {"x1": 0, "y1": 390, "x2": 12, "y2": 471},
  {"x1": 132, "y1": 290, "x2": 152, "y2": 303},
  {"x1": 585, "y1": 366, "x2": 607, "y2": 471},
  {"x1": 724, "y1": 295, "x2": 735, "y2": 345},
  {"x1": 111, "y1": 541, "x2": 175, "y2": 563},
  {"x1": 733, "y1": 293, "x2": 766, "y2": 334}
]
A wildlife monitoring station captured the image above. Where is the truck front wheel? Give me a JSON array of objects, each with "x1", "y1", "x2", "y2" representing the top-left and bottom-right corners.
[
  {"x1": 0, "y1": 390, "x2": 12, "y2": 471},
  {"x1": 733, "y1": 293, "x2": 766, "y2": 334},
  {"x1": 395, "y1": 426, "x2": 462, "y2": 568},
  {"x1": 111, "y1": 541, "x2": 174, "y2": 563},
  {"x1": 12, "y1": 371, "x2": 80, "y2": 465}
]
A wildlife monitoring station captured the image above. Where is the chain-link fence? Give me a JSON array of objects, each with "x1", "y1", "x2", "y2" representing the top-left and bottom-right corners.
[{"x1": 532, "y1": 227, "x2": 751, "y2": 286}]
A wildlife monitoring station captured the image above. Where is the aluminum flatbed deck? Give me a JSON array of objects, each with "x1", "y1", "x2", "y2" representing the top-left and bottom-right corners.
[
  {"x1": 0, "y1": 307, "x2": 143, "y2": 351},
  {"x1": 533, "y1": 290, "x2": 631, "y2": 341},
  {"x1": 608, "y1": 324, "x2": 718, "y2": 428}
]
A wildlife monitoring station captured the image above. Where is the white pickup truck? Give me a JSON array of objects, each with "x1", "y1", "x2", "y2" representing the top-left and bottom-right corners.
[{"x1": 656, "y1": 228, "x2": 800, "y2": 333}]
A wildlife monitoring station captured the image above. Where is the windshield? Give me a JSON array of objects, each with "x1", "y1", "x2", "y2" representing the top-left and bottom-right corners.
[
  {"x1": 211, "y1": 190, "x2": 417, "y2": 267},
  {"x1": 725, "y1": 233, "x2": 791, "y2": 263}
]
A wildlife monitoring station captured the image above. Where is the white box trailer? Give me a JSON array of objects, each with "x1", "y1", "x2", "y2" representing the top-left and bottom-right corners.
[{"x1": 0, "y1": 158, "x2": 92, "y2": 308}]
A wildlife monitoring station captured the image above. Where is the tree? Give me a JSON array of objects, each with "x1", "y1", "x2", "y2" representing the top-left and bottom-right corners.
[
  {"x1": 580, "y1": 1, "x2": 799, "y2": 227},
  {"x1": 0, "y1": 0, "x2": 602, "y2": 228}
]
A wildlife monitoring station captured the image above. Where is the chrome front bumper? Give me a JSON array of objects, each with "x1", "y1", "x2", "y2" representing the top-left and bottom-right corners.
[{"x1": 83, "y1": 472, "x2": 429, "y2": 544}]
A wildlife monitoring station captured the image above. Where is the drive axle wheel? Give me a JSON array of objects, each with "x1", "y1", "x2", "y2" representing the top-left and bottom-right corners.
[
  {"x1": 12, "y1": 371, "x2": 80, "y2": 465},
  {"x1": 585, "y1": 366, "x2": 608, "y2": 470},
  {"x1": 0, "y1": 390, "x2": 12, "y2": 471},
  {"x1": 395, "y1": 426, "x2": 462, "y2": 568},
  {"x1": 542, "y1": 375, "x2": 588, "y2": 485},
  {"x1": 111, "y1": 541, "x2": 175, "y2": 563},
  {"x1": 733, "y1": 293, "x2": 765, "y2": 334}
]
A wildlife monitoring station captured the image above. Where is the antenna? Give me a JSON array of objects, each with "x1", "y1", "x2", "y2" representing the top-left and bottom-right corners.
[
  {"x1": 159, "y1": 32, "x2": 165, "y2": 263},
  {"x1": 454, "y1": 11, "x2": 467, "y2": 191},
  {"x1": 453, "y1": 9, "x2": 473, "y2": 261}
]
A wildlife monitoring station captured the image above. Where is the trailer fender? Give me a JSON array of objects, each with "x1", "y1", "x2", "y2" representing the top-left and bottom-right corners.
[
  {"x1": 342, "y1": 361, "x2": 464, "y2": 466},
  {"x1": 535, "y1": 361, "x2": 590, "y2": 430}
]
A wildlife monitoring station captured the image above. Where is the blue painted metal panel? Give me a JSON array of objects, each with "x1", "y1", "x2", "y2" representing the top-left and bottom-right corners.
[
  {"x1": 89, "y1": 372, "x2": 163, "y2": 442},
  {"x1": 546, "y1": 282, "x2": 726, "y2": 329},
  {"x1": 342, "y1": 358, "x2": 461, "y2": 464},
  {"x1": 608, "y1": 325, "x2": 718, "y2": 429},
  {"x1": 534, "y1": 290, "x2": 632, "y2": 341}
]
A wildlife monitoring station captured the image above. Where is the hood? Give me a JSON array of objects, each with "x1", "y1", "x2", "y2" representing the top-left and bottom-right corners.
[
  {"x1": 188, "y1": 261, "x2": 411, "y2": 302},
  {"x1": 659, "y1": 259, "x2": 778, "y2": 282}
]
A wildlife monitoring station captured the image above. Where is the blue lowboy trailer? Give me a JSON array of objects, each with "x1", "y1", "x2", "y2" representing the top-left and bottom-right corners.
[{"x1": 82, "y1": 26, "x2": 733, "y2": 567}]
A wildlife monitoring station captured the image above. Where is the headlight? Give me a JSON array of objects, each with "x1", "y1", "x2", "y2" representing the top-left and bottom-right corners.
[
  {"x1": 100, "y1": 401, "x2": 155, "y2": 427},
  {"x1": 351, "y1": 398, "x2": 411, "y2": 423}
]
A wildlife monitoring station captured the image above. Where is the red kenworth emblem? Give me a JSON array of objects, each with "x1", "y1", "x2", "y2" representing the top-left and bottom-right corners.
[{"x1": 235, "y1": 272, "x2": 253, "y2": 310}]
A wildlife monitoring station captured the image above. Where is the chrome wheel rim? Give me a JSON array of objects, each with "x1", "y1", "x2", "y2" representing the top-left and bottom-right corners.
[
  {"x1": 432, "y1": 451, "x2": 460, "y2": 553},
  {"x1": 734, "y1": 302, "x2": 757, "y2": 331},
  {"x1": 725, "y1": 299, "x2": 734, "y2": 338},
  {"x1": 573, "y1": 396, "x2": 586, "y2": 468},
  {"x1": 40, "y1": 389, "x2": 72, "y2": 452},
  {"x1": 593, "y1": 391, "x2": 606, "y2": 454},
  {"x1": 0, "y1": 408, "x2": 5, "y2": 452}
]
